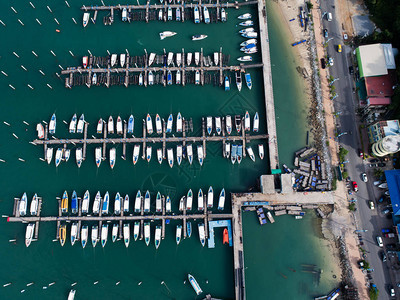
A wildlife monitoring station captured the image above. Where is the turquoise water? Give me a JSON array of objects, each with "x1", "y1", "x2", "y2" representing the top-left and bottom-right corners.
[{"x1": 0, "y1": 0, "x2": 337, "y2": 299}]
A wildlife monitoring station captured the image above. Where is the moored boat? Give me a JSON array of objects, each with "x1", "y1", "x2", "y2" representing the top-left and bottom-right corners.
[
  {"x1": 36, "y1": 123, "x2": 44, "y2": 139},
  {"x1": 187, "y1": 52, "x2": 193, "y2": 65},
  {"x1": 223, "y1": 228, "x2": 229, "y2": 244},
  {"x1": 114, "y1": 192, "x2": 121, "y2": 215},
  {"x1": 146, "y1": 114, "x2": 153, "y2": 134},
  {"x1": 231, "y1": 145, "x2": 238, "y2": 164},
  {"x1": 186, "y1": 189, "x2": 193, "y2": 211},
  {"x1": 123, "y1": 223, "x2": 130, "y2": 247},
  {"x1": 92, "y1": 73, "x2": 97, "y2": 85},
  {"x1": 215, "y1": 117, "x2": 221, "y2": 135},
  {"x1": 192, "y1": 34, "x2": 208, "y2": 41},
  {"x1": 112, "y1": 223, "x2": 118, "y2": 243},
  {"x1": 148, "y1": 71, "x2": 154, "y2": 85},
  {"x1": 55, "y1": 148, "x2": 63, "y2": 167},
  {"x1": 111, "y1": 54, "x2": 117, "y2": 67},
  {"x1": 139, "y1": 72, "x2": 143, "y2": 86},
  {"x1": 77, "y1": 114, "x2": 85, "y2": 134},
  {"x1": 158, "y1": 9, "x2": 163, "y2": 20},
  {"x1": 176, "y1": 225, "x2": 182, "y2": 245},
  {"x1": 61, "y1": 191, "x2": 68, "y2": 214},
  {"x1": 133, "y1": 144, "x2": 140, "y2": 165},
  {"x1": 95, "y1": 147, "x2": 102, "y2": 168},
  {"x1": 81, "y1": 225, "x2": 88, "y2": 248},
  {"x1": 207, "y1": 186, "x2": 213, "y2": 208},
  {"x1": 160, "y1": 31, "x2": 177, "y2": 40},
  {"x1": 157, "y1": 148, "x2": 163, "y2": 164},
  {"x1": 69, "y1": 114, "x2": 77, "y2": 133},
  {"x1": 71, "y1": 223, "x2": 78, "y2": 246},
  {"x1": 155, "y1": 114, "x2": 162, "y2": 134},
  {"x1": 179, "y1": 196, "x2": 185, "y2": 211},
  {"x1": 133, "y1": 221, "x2": 140, "y2": 241},
  {"x1": 224, "y1": 76, "x2": 230, "y2": 91},
  {"x1": 144, "y1": 190, "x2": 150, "y2": 212},
  {"x1": 167, "y1": 148, "x2": 174, "y2": 168},
  {"x1": 187, "y1": 221, "x2": 192, "y2": 237},
  {"x1": 109, "y1": 147, "x2": 116, "y2": 169},
  {"x1": 176, "y1": 53, "x2": 182, "y2": 66},
  {"x1": 236, "y1": 72, "x2": 242, "y2": 91},
  {"x1": 242, "y1": 31, "x2": 258, "y2": 38},
  {"x1": 134, "y1": 190, "x2": 141, "y2": 213},
  {"x1": 108, "y1": 116, "x2": 114, "y2": 134},
  {"x1": 148, "y1": 53, "x2": 156, "y2": 66},
  {"x1": 225, "y1": 142, "x2": 231, "y2": 159},
  {"x1": 238, "y1": 13, "x2": 252, "y2": 20},
  {"x1": 237, "y1": 56, "x2": 253, "y2": 62},
  {"x1": 167, "y1": 52, "x2": 173, "y2": 66},
  {"x1": 195, "y1": 52, "x2": 200, "y2": 66},
  {"x1": 59, "y1": 224, "x2": 67, "y2": 246},
  {"x1": 197, "y1": 145, "x2": 204, "y2": 166},
  {"x1": 93, "y1": 191, "x2": 101, "y2": 214},
  {"x1": 91, "y1": 225, "x2": 98, "y2": 247},
  {"x1": 187, "y1": 144, "x2": 193, "y2": 165},
  {"x1": 116, "y1": 116, "x2": 123, "y2": 135},
  {"x1": 144, "y1": 222, "x2": 151, "y2": 246},
  {"x1": 226, "y1": 115, "x2": 232, "y2": 135},
  {"x1": 166, "y1": 114, "x2": 173, "y2": 133},
  {"x1": 166, "y1": 196, "x2": 171, "y2": 213},
  {"x1": 203, "y1": 6, "x2": 210, "y2": 24},
  {"x1": 176, "y1": 112, "x2": 182, "y2": 132},
  {"x1": 198, "y1": 189, "x2": 204, "y2": 211},
  {"x1": 221, "y1": 8, "x2": 227, "y2": 21},
  {"x1": 253, "y1": 112, "x2": 259, "y2": 132},
  {"x1": 239, "y1": 20, "x2": 253, "y2": 26},
  {"x1": 76, "y1": 148, "x2": 83, "y2": 168},
  {"x1": 177, "y1": 145, "x2": 183, "y2": 165},
  {"x1": 123, "y1": 194, "x2": 129, "y2": 213},
  {"x1": 102, "y1": 191, "x2": 110, "y2": 215},
  {"x1": 49, "y1": 113, "x2": 56, "y2": 134},
  {"x1": 128, "y1": 115, "x2": 134, "y2": 133},
  {"x1": 214, "y1": 52, "x2": 219, "y2": 65},
  {"x1": 239, "y1": 27, "x2": 255, "y2": 34},
  {"x1": 155, "y1": 226, "x2": 162, "y2": 249},
  {"x1": 82, "y1": 190, "x2": 90, "y2": 214},
  {"x1": 244, "y1": 111, "x2": 250, "y2": 131},
  {"x1": 176, "y1": 69, "x2": 181, "y2": 84},
  {"x1": 101, "y1": 224, "x2": 108, "y2": 247},
  {"x1": 64, "y1": 149, "x2": 71, "y2": 162},
  {"x1": 146, "y1": 146, "x2": 152, "y2": 162},
  {"x1": 25, "y1": 223, "x2": 35, "y2": 247},
  {"x1": 156, "y1": 192, "x2": 162, "y2": 213},
  {"x1": 198, "y1": 223, "x2": 206, "y2": 247},
  {"x1": 71, "y1": 190, "x2": 78, "y2": 214},
  {"x1": 30, "y1": 193, "x2": 38, "y2": 216},
  {"x1": 245, "y1": 73, "x2": 252, "y2": 89},
  {"x1": 97, "y1": 118, "x2": 103, "y2": 134},
  {"x1": 194, "y1": 6, "x2": 200, "y2": 23},
  {"x1": 258, "y1": 144, "x2": 264, "y2": 160},
  {"x1": 235, "y1": 115, "x2": 242, "y2": 133},
  {"x1": 83, "y1": 12, "x2": 90, "y2": 27},
  {"x1": 206, "y1": 116, "x2": 212, "y2": 135},
  {"x1": 237, "y1": 145, "x2": 243, "y2": 164},
  {"x1": 167, "y1": 6, "x2": 172, "y2": 20},
  {"x1": 188, "y1": 274, "x2": 203, "y2": 295},
  {"x1": 218, "y1": 189, "x2": 225, "y2": 210},
  {"x1": 240, "y1": 39, "x2": 258, "y2": 47},
  {"x1": 120, "y1": 53, "x2": 126, "y2": 67},
  {"x1": 167, "y1": 70, "x2": 172, "y2": 85}
]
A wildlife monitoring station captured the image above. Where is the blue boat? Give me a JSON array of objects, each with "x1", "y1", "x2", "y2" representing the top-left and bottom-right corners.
[
  {"x1": 71, "y1": 190, "x2": 78, "y2": 214},
  {"x1": 187, "y1": 221, "x2": 192, "y2": 238},
  {"x1": 188, "y1": 274, "x2": 203, "y2": 295},
  {"x1": 102, "y1": 191, "x2": 110, "y2": 215},
  {"x1": 231, "y1": 145, "x2": 238, "y2": 164},
  {"x1": 167, "y1": 70, "x2": 172, "y2": 85},
  {"x1": 128, "y1": 115, "x2": 134, "y2": 133},
  {"x1": 224, "y1": 76, "x2": 230, "y2": 91},
  {"x1": 194, "y1": 6, "x2": 200, "y2": 24},
  {"x1": 245, "y1": 73, "x2": 252, "y2": 90},
  {"x1": 237, "y1": 145, "x2": 243, "y2": 164}
]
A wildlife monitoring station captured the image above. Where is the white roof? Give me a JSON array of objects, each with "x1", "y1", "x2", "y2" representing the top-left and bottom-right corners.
[
  {"x1": 358, "y1": 44, "x2": 388, "y2": 77},
  {"x1": 382, "y1": 44, "x2": 396, "y2": 69}
]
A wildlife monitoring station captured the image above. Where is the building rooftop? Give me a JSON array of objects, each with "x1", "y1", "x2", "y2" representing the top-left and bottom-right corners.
[
  {"x1": 364, "y1": 72, "x2": 396, "y2": 98},
  {"x1": 367, "y1": 97, "x2": 391, "y2": 106},
  {"x1": 385, "y1": 170, "x2": 400, "y2": 216},
  {"x1": 357, "y1": 44, "x2": 388, "y2": 78}
]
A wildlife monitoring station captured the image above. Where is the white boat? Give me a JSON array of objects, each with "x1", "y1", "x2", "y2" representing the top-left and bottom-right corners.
[
  {"x1": 158, "y1": 9, "x2": 163, "y2": 21},
  {"x1": 237, "y1": 56, "x2": 253, "y2": 62},
  {"x1": 146, "y1": 146, "x2": 152, "y2": 162},
  {"x1": 179, "y1": 196, "x2": 185, "y2": 211},
  {"x1": 92, "y1": 73, "x2": 97, "y2": 85},
  {"x1": 192, "y1": 34, "x2": 208, "y2": 41},
  {"x1": 207, "y1": 186, "x2": 213, "y2": 208},
  {"x1": 69, "y1": 114, "x2": 77, "y2": 133},
  {"x1": 167, "y1": 52, "x2": 174, "y2": 66},
  {"x1": 82, "y1": 56, "x2": 88, "y2": 68},
  {"x1": 167, "y1": 6, "x2": 172, "y2": 20},
  {"x1": 114, "y1": 193, "x2": 121, "y2": 215},
  {"x1": 101, "y1": 224, "x2": 108, "y2": 247},
  {"x1": 159, "y1": 31, "x2": 177, "y2": 40},
  {"x1": 225, "y1": 76, "x2": 230, "y2": 91},
  {"x1": 176, "y1": 112, "x2": 182, "y2": 132},
  {"x1": 176, "y1": 225, "x2": 182, "y2": 245},
  {"x1": 237, "y1": 145, "x2": 243, "y2": 164},
  {"x1": 95, "y1": 147, "x2": 102, "y2": 168},
  {"x1": 238, "y1": 13, "x2": 252, "y2": 20},
  {"x1": 225, "y1": 142, "x2": 231, "y2": 159},
  {"x1": 187, "y1": 52, "x2": 193, "y2": 65},
  {"x1": 36, "y1": 123, "x2": 44, "y2": 139},
  {"x1": 176, "y1": 53, "x2": 182, "y2": 67},
  {"x1": 148, "y1": 53, "x2": 156, "y2": 66},
  {"x1": 244, "y1": 48, "x2": 258, "y2": 54},
  {"x1": 214, "y1": 52, "x2": 219, "y2": 65},
  {"x1": 75, "y1": 148, "x2": 83, "y2": 168},
  {"x1": 177, "y1": 145, "x2": 183, "y2": 165},
  {"x1": 146, "y1": 114, "x2": 153, "y2": 134},
  {"x1": 239, "y1": 27, "x2": 255, "y2": 34},
  {"x1": 195, "y1": 70, "x2": 200, "y2": 85},
  {"x1": 240, "y1": 39, "x2": 258, "y2": 47},
  {"x1": 194, "y1": 6, "x2": 200, "y2": 23},
  {"x1": 30, "y1": 194, "x2": 38, "y2": 216},
  {"x1": 111, "y1": 54, "x2": 117, "y2": 67},
  {"x1": 25, "y1": 223, "x2": 35, "y2": 247},
  {"x1": 46, "y1": 147, "x2": 53, "y2": 164},
  {"x1": 134, "y1": 190, "x2": 141, "y2": 213},
  {"x1": 239, "y1": 20, "x2": 253, "y2": 26},
  {"x1": 102, "y1": 192, "x2": 110, "y2": 215},
  {"x1": 139, "y1": 72, "x2": 143, "y2": 86},
  {"x1": 123, "y1": 224, "x2": 130, "y2": 247},
  {"x1": 242, "y1": 31, "x2": 258, "y2": 38},
  {"x1": 108, "y1": 116, "x2": 114, "y2": 134},
  {"x1": 81, "y1": 225, "x2": 88, "y2": 248},
  {"x1": 247, "y1": 146, "x2": 255, "y2": 162},
  {"x1": 133, "y1": 145, "x2": 140, "y2": 165},
  {"x1": 221, "y1": 8, "x2": 226, "y2": 22},
  {"x1": 176, "y1": 70, "x2": 181, "y2": 84},
  {"x1": 203, "y1": 7, "x2": 210, "y2": 24},
  {"x1": 82, "y1": 190, "x2": 90, "y2": 214},
  {"x1": 195, "y1": 52, "x2": 200, "y2": 66},
  {"x1": 49, "y1": 113, "x2": 56, "y2": 134},
  {"x1": 144, "y1": 222, "x2": 151, "y2": 246},
  {"x1": 253, "y1": 112, "x2": 259, "y2": 132},
  {"x1": 109, "y1": 148, "x2": 116, "y2": 169},
  {"x1": 55, "y1": 148, "x2": 63, "y2": 167},
  {"x1": 166, "y1": 196, "x2": 171, "y2": 213},
  {"x1": 198, "y1": 189, "x2": 204, "y2": 211},
  {"x1": 128, "y1": 115, "x2": 134, "y2": 133},
  {"x1": 144, "y1": 190, "x2": 150, "y2": 212},
  {"x1": 198, "y1": 223, "x2": 206, "y2": 247},
  {"x1": 116, "y1": 116, "x2": 123, "y2": 134},
  {"x1": 112, "y1": 224, "x2": 118, "y2": 242},
  {"x1": 215, "y1": 117, "x2": 221, "y2": 135},
  {"x1": 218, "y1": 189, "x2": 225, "y2": 210},
  {"x1": 244, "y1": 111, "x2": 250, "y2": 131},
  {"x1": 91, "y1": 225, "x2": 98, "y2": 247},
  {"x1": 76, "y1": 114, "x2": 85, "y2": 134},
  {"x1": 186, "y1": 189, "x2": 193, "y2": 211},
  {"x1": 133, "y1": 222, "x2": 140, "y2": 241},
  {"x1": 123, "y1": 194, "x2": 129, "y2": 213},
  {"x1": 187, "y1": 144, "x2": 193, "y2": 165},
  {"x1": 258, "y1": 144, "x2": 264, "y2": 160},
  {"x1": 226, "y1": 115, "x2": 232, "y2": 135},
  {"x1": 188, "y1": 274, "x2": 203, "y2": 295},
  {"x1": 70, "y1": 223, "x2": 78, "y2": 246},
  {"x1": 122, "y1": 8, "x2": 127, "y2": 21},
  {"x1": 207, "y1": 116, "x2": 212, "y2": 135},
  {"x1": 92, "y1": 191, "x2": 101, "y2": 214},
  {"x1": 167, "y1": 148, "x2": 174, "y2": 168},
  {"x1": 97, "y1": 118, "x2": 103, "y2": 134},
  {"x1": 120, "y1": 54, "x2": 126, "y2": 67},
  {"x1": 197, "y1": 145, "x2": 204, "y2": 166},
  {"x1": 155, "y1": 114, "x2": 162, "y2": 134},
  {"x1": 157, "y1": 148, "x2": 163, "y2": 164},
  {"x1": 83, "y1": 12, "x2": 90, "y2": 27},
  {"x1": 166, "y1": 114, "x2": 173, "y2": 133},
  {"x1": 236, "y1": 72, "x2": 242, "y2": 92},
  {"x1": 156, "y1": 192, "x2": 162, "y2": 213},
  {"x1": 231, "y1": 145, "x2": 237, "y2": 164}
]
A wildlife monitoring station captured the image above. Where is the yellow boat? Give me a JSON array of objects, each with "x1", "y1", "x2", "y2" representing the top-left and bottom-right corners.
[
  {"x1": 61, "y1": 190, "x2": 68, "y2": 213},
  {"x1": 59, "y1": 224, "x2": 67, "y2": 246}
]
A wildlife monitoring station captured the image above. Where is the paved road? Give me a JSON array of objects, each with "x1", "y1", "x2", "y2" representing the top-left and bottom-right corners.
[{"x1": 317, "y1": 0, "x2": 395, "y2": 298}]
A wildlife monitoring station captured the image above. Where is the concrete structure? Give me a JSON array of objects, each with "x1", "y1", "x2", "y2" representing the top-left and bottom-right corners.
[
  {"x1": 356, "y1": 43, "x2": 396, "y2": 78},
  {"x1": 371, "y1": 134, "x2": 400, "y2": 157},
  {"x1": 260, "y1": 175, "x2": 275, "y2": 194},
  {"x1": 367, "y1": 120, "x2": 400, "y2": 144}
]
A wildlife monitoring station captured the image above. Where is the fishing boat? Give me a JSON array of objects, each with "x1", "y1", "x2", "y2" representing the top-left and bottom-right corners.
[
  {"x1": 157, "y1": 148, "x2": 163, "y2": 164},
  {"x1": 123, "y1": 194, "x2": 129, "y2": 213},
  {"x1": 245, "y1": 73, "x2": 253, "y2": 89},
  {"x1": 167, "y1": 52, "x2": 173, "y2": 66},
  {"x1": 215, "y1": 117, "x2": 221, "y2": 135},
  {"x1": 237, "y1": 56, "x2": 253, "y2": 62},
  {"x1": 176, "y1": 69, "x2": 181, "y2": 84},
  {"x1": 30, "y1": 193, "x2": 38, "y2": 216},
  {"x1": 25, "y1": 223, "x2": 34, "y2": 247},
  {"x1": 97, "y1": 118, "x2": 103, "y2": 134},
  {"x1": 111, "y1": 54, "x2": 117, "y2": 67},
  {"x1": 146, "y1": 146, "x2": 152, "y2": 162},
  {"x1": 61, "y1": 191, "x2": 68, "y2": 213},
  {"x1": 36, "y1": 123, "x2": 44, "y2": 139},
  {"x1": 144, "y1": 190, "x2": 150, "y2": 212},
  {"x1": 242, "y1": 31, "x2": 258, "y2": 38},
  {"x1": 133, "y1": 145, "x2": 140, "y2": 165},
  {"x1": 188, "y1": 274, "x2": 203, "y2": 295},
  {"x1": 114, "y1": 193, "x2": 121, "y2": 215},
  {"x1": 59, "y1": 224, "x2": 67, "y2": 247},
  {"x1": 146, "y1": 114, "x2": 153, "y2": 134},
  {"x1": 70, "y1": 223, "x2": 78, "y2": 246},
  {"x1": 108, "y1": 116, "x2": 114, "y2": 134},
  {"x1": 155, "y1": 114, "x2": 162, "y2": 134},
  {"x1": 160, "y1": 31, "x2": 177, "y2": 40},
  {"x1": 83, "y1": 12, "x2": 90, "y2": 27},
  {"x1": 239, "y1": 20, "x2": 253, "y2": 26},
  {"x1": 226, "y1": 115, "x2": 232, "y2": 135},
  {"x1": 134, "y1": 190, "x2": 141, "y2": 213},
  {"x1": 102, "y1": 191, "x2": 110, "y2": 215},
  {"x1": 144, "y1": 222, "x2": 151, "y2": 246},
  {"x1": 176, "y1": 53, "x2": 182, "y2": 67},
  {"x1": 64, "y1": 149, "x2": 71, "y2": 162},
  {"x1": 167, "y1": 148, "x2": 174, "y2": 168},
  {"x1": 221, "y1": 8, "x2": 226, "y2": 22},
  {"x1": 240, "y1": 39, "x2": 258, "y2": 47},
  {"x1": 195, "y1": 52, "x2": 200, "y2": 66},
  {"x1": 101, "y1": 224, "x2": 108, "y2": 247},
  {"x1": 198, "y1": 223, "x2": 206, "y2": 247},
  {"x1": 69, "y1": 114, "x2": 77, "y2": 133},
  {"x1": 122, "y1": 8, "x2": 127, "y2": 21},
  {"x1": 148, "y1": 70, "x2": 154, "y2": 85},
  {"x1": 176, "y1": 7, "x2": 181, "y2": 21},
  {"x1": 225, "y1": 143, "x2": 231, "y2": 158},
  {"x1": 187, "y1": 52, "x2": 193, "y2": 65},
  {"x1": 91, "y1": 225, "x2": 98, "y2": 247},
  {"x1": 116, "y1": 116, "x2": 123, "y2": 134},
  {"x1": 177, "y1": 145, "x2": 183, "y2": 165},
  {"x1": 194, "y1": 6, "x2": 200, "y2": 23},
  {"x1": 46, "y1": 147, "x2": 53, "y2": 164},
  {"x1": 195, "y1": 70, "x2": 200, "y2": 84},
  {"x1": 231, "y1": 145, "x2": 238, "y2": 164},
  {"x1": 93, "y1": 191, "x2": 101, "y2": 214},
  {"x1": 123, "y1": 224, "x2": 130, "y2": 247},
  {"x1": 223, "y1": 228, "x2": 229, "y2": 244},
  {"x1": 155, "y1": 192, "x2": 162, "y2": 213},
  {"x1": 167, "y1": 6, "x2": 172, "y2": 20},
  {"x1": 218, "y1": 189, "x2": 225, "y2": 210},
  {"x1": 244, "y1": 48, "x2": 258, "y2": 54},
  {"x1": 49, "y1": 113, "x2": 56, "y2": 134},
  {"x1": 166, "y1": 196, "x2": 171, "y2": 213},
  {"x1": 176, "y1": 112, "x2": 182, "y2": 132},
  {"x1": 133, "y1": 222, "x2": 140, "y2": 241},
  {"x1": 175, "y1": 225, "x2": 182, "y2": 245},
  {"x1": 187, "y1": 144, "x2": 193, "y2": 165},
  {"x1": 55, "y1": 148, "x2": 63, "y2": 167},
  {"x1": 120, "y1": 54, "x2": 126, "y2": 68},
  {"x1": 237, "y1": 145, "x2": 243, "y2": 164},
  {"x1": 253, "y1": 112, "x2": 259, "y2": 132},
  {"x1": 235, "y1": 115, "x2": 242, "y2": 133},
  {"x1": 206, "y1": 116, "x2": 213, "y2": 135},
  {"x1": 71, "y1": 191, "x2": 78, "y2": 214},
  {"x1": 82, "y1": 190, "x2": 90, "y2": 214},
  {"x1": 198, "y1": 189, "x2": 204, "y2": 211},
  {"x1": 239, "y1": 27, "x2": 255, "y2": 34},
  {"x1": 155, "y1": 226, "x2": 162, "y2": 249},
  {"x1": 224, "y1": 76, "x2": 230, "y2": 91},
  {"x1": 95, "y1": 147, "x2": 102, "y2": 168},
  {"x1": 203, "y1": 6, "x2": 210, "y2": 23},
  {"x1": 112, "y1": 224, "x2": 118, "y2": 242},
  {"x1": 75, "y1": 148, "x2": 83, "y2": 168},
  {"x1": 179, "y1": 196, "x2": 185, "y2": 211},
  {"x1": 258, "y1": 144, "x2": 264, "y2": 160},
  {"x1": 81, "y1": 225, "x2": 88, "y2": 248},
  {"x1": 187, "y1": 221, "x2": 192, "y2": 237},
  {"x1": 192, "y1": 34, "x2": 208, "y2": 41},
  {"x1": 110, "y1": 148, "x2": 116, "y2": 169},
  {"x1": 238, "y1": 13, "x2": 252, "y2": 20},
  {"x1": 166, "y1": 114, "x2": 173, "y2": 133},
  {"x1": 158, "y1": 9, "x2": 163, "y2": 20},
  {"x1": 197, "y1": 145, "x2": 204, "y2": 166},
  {"x1": 148, "y1": 53, "x2": 156, "y2": 66},
  {"x1": 186, "y1": 189, "x2": 193, "y2": 211},
  {"x1": 244, "y1": 111, "x2": 251, "y2": 131},
  {"x1": 127, "y1": 115, "x2": 134, "y2": 133},
  {"x1": 235, "y1": 72, "x2": 242, "y2": 91},
  {"x1": 92, "y1": 73, "x2": 97, "y2": 85}
]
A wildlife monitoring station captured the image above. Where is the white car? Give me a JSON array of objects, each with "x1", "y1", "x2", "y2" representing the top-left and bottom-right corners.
[
  {"x1": 362, "y1": 173, "x2": 368, "y2": 182},
  {"x1": 376, "y1": 236, "x2": 383, "y2": 247},
  {"x1": 368, "y1": 201, "x2": 375, "y2": 210}
]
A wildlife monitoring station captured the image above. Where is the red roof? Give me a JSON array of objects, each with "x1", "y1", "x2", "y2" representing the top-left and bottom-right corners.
[
  {"x1": 365, "y1": 72, "x2": 396, "y2": 97},
  {"x1": 367, "y1": 97, "x2": 391, "y2": 106}
]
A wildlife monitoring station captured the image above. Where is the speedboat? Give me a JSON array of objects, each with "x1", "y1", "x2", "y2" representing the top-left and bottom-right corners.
[
  {"x1": 139, "y1": 72, "x2": 143, "y2": 86},
  {"x1": 157, "y1": 148, "x2": 163, "y2": 164},
  {"x1": 120, "y1": 53, "x2": 126, "y2": 67},
  {"x1": 91, "y1": 225, "x2": 98, "y2": 247},
  {"x1": 71, "y1": 190, "x2": 78, "y2": 214},
  {"x1": 83, "y1": 12, "x2": 90, "y2": 27},
  {"x1": 101, "y1": 224, "x2": 108, "y2": 248},
  {"x1": 242, "y1": 31, "x2": 258, "y2": 38},
  {"x1": 223, "y1": 228, "x2": 229, "y2": 244},
  {"x1": 244, "y1": 47, "x2": 258, "y2": 54},
  {"x1": 108, "y1": 116, "x2": 114, "y2": 134},
  {"x1": 36, "y1": 123, "x2": 44, "y2": 139},
  {"x1": 203, "y1": 7, "x2": 210, "y2": 24},
  {"x1": 245, "y1": 73, "x2": 252, "y2": 89},
  {"x1": 93, "y1": 191, "x2": 101, "y2": 214},
  {"x1": 114, "y1": 193, "x2": 121, "y2": 215},
  {"x1": 194, "y1": 6, "x2": 200, "y2": 23},
  {"x1": 148, "y1": 71, "x2": 154, "y2": 85},
  {"x1": 95, "y1": 147, "x2": 102, "y2": 168},
  {"x1": 64, "y1": 149, "x2": 71, "y2": 162},
  {"x1": 122, "y1": 8, "x2": 127, "y2": 22},
  {"x1": 61, "y1": 191, "x2": 68, "y2": 213},
  {"x1": 97, "y1": 118, "x2": 103, "y2": 134},
  {"x1": 133, "y1": 222, "x2": 140, "y2": 241},
  {"x1": 81, "y1": 225, "x2": 88, "y2": 248},
  {"x1": 239, "y1": 20, "x2": 253, "y2": 26},
  {"x1": 144, "y1": 222, "x2": 151, "y2": 246},
  {"x1": 238, "y1": 13, "x2": 252, "y2": 20},
  {"x1": 55, "y1": 148, "x2": 63, "y2": 167},
  {"x1": 224, "y1": 76, "x2": 230, "y2": 91},
  {"x1": 225, "y1": 143, "x2": 231, "y2": 158},
  {"x1": 226, "y1": 115, "x2": 232, "y2": 135},
  {"x1": 176, "y1": 225, "x2": 182, "y2": 245},
  {"x1": 240, "y1": 39, "x2": 258, "y2": 47},
  {"x1": 192, "y1": 34, "x2": 208, "y2": 41},
  {"x1": 146, "y1": 114, "x2": 153, "y2": 134},
  {"x1": 186, "y1": 189, "x2": 193, "y2": 211},
  {"x1": 167, "y1": 52, "x2": 173, "y2": 66},
  {"x1": 167, "y1": 148, "x2": 174, "y2": 168},
  {"x1": 176, "y1": 112, "x2": 182, "y2": 132},
  {"x1": 179, "y1": 196, "x2": 185, "y2": 211},
  {"x1": 206, "y1": 116, "x2": 212, "y2": 135},
  {"x1": 111, "y1": 54, "x2": 117, "y2": 67},
  {"x1": 128, "y1": 115, "x2": 134, "y2": 133},
  {"x1": 102, "y1": 191, "x2": 110, "y2": 215},
  {"x1": 148, "y1": 53, "x2": 156, "y2": 66},
  {"x1": 176, "y1": 7, "x2": 181, "y2": 21},
  {"x1": 195, "y1": 70, "x2": 200, "y2": 85},
  {"x1": 76, "y1": 114, "x2": 85, "y2": 133},
  {"x1": 231, "y1": 145, "x2": 238, "y2": 164},
  {"x1": 155, "y1": 114, "x2": 162, "y2": 134},
  {"x1": 214, "y1": 52, "x2": 219, "y2": 65},
  {"x1": 158, "y1": 9, "x2": 163, "y2": 20},
  {"x1": 116, "y1": 116, "x2": 123, "y2": 135},
  {"x1": 237, "y1": 56, "x2": 253, "y2": 62},
  {"x1": 49, "y1": 113, "x2": 56, "y2": 134},
  {"x1": 237, "y1": 145, "x2": 243, "y2": 164},
  {"x1": 218, "y1": 189, "x2": 225, "y2": 210},
  {"x1": 133, "y1": 145, "x2": 140, "y2": 165},
  {"x1": 198, "y1": 223, "x2": 206, "y2": 247},
  {"x1": 123, "y1": 194, "x2": 129, "y2": 213},
  {"x1": 244, "y1": 111, "x2": 250, "y2": 131},
  {"x1": 92, "y1": 73, "x2": 97, "y2": 85},
  {"x1": 187, "y1": 53, "x2": 193, "y2": 65},
  {"x1": 247, "y1": 146, "x2": 256, "y2": 162},
  {"x1": 156, "y1": 192, "x2": 162, "y2": 213},
  {"x1": 188, "y1": 274, "x2": 203, "y2": 295},
  {"x1": 134, "y1": 190, "x2": 141, "y2": 213},
  {"x1": 253, "y1": 112, "x2": 259, "y2": 132},
  {"x1": 166, "y1": 196, "x2": 171, "y2": 213},
  {"x1": 239, "y1": 27, "x2": 255, "y2": 34},
  {"x1": 166, "y1": 114, "x2": 173, "y2": 133},
  {"x1": 123, "y1": 224, "x2": 130, "y2": 247},
  {"x1": 177, "y1": 145, "x2": 183, "y2": 165},
  {"x1": 75, "y1": 148, "x2": 83, "y2": 168},
  {"x1": 25, "y1": 223, "x2": 34, "y2": 247},
  {"x1": 215, "y1": 117, "x2": 221, "y2": 135},
  {"x1": 176, "y1": 53, "x2": 182, "y2": 67},
  {"x1": 69, "y1": 114, "x2": 77, "y2": 133},
  {"x1": 110, "y1": 148, "x2": 116, "y2": 169},
  {"x1": 221, "y1": 8, "x2": 226, "y2": 22},
  {"x1": 70, "y1": 223, "x2": 78, "y2": 246},
  {"x1": 30, "y1": 194, "x2": 38, "y2": 216},
  {"x1": 59, "y1": 224, "x2": 67, "y2": 247},
  {"x1": 112, "y1": 223, "x2": 118, "y2": 242},
  {"x1": 187, "y1": 144, "x2": 193, "y2": 165},
  {"x1": 236, "y1": 72, "x2": 242, "y2": 91},
  {"x1": 167, "y1": 70, "x2": 172, "y2": 85},
  {"x1": 258, "y1": 144, "x2": 264, "y2": 160},
  {"x1": 198, "y1": 189, "x2": 204, "y2": 211},
  {"x1": 235, "y1": 115, "x2": 242, "y2": 133},
  {"x1": 144, "y1": 190, "x2": 150, "y2": 212},
  {"x1": 195, "y1": 52, "x2": 200, "y2": 66},
  {"x1": 176, "y1": 70, "x2": 181, "y2": 85},
  {"x1": 197, "y1": 145, "x2": 204, "y2": 166},
  {"x1": 167, "y1": 6, "x2": 172, "y2": 21},
  {"x1": 82, "y1": 190, "x2": 90, "y2": 214},
  {"x1": 187, "y1": 221, "x2": 192, "y2": 237},
  {"x1": 160, "y1": 31, "x2": 177, "y2": 40}
]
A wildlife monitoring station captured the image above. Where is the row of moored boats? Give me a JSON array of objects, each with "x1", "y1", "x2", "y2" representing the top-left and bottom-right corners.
[{"x1": 237, "y1": 13, "x2": 259, "y2": 62}]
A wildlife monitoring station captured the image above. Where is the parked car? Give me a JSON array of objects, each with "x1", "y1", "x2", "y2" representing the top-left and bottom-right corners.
[
  {"x1": 378, "y1": 162, "x2": 386, "y2": 167},
  {"x1": 368, "y1": 201, "x2": 375, "y2": 210},
  {"x1": 349, "y1": 66, "x2": 354, "y2": 75},
  {"x1": 370, "y1": 158, "x2": 379, "y2": 163},
  {"x1": 381, "y1": 251, "x2": 387, "y2": 262},
  {"x1": 358, "y1": 149, "x2": 364, "y2": 158},
  {"x1": 328, "y1": 57, "x2": 334, "y2": 66},
  {"x1": 337, "y1": 44, "x2": 342, "y2": 53},
  {"x1": 352, "y1": 181, "x2": 358, "y2": 192},
  {"x1": 376, "y1": 236, "x2": 383, "y2": 247},
  {"x1": 382, "y1": 208, "x2": 391, "y2": 215},
  {"x1": 385, "y1": 233, "x2": 395, "y2": 238},
  {"x1": 321, "y1": 58, "x2": 326, "y2": 69},
  {"x1": 369, "y1": 163, "x2": 378, "y2": 168},
  {"x1": 389, "y1": 285, "x2": 395, "y2": 297},
  {"x1": 362, "y1": 173, "x2": 368, "y2": 182},
  {"x1": 323, "y1": 29, "x2": 328, "y2": 38}
]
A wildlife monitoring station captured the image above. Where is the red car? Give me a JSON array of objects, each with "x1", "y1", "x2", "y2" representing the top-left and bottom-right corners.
[{"x1": 352, "y1": 181, "x2": 358, "y2": 192}]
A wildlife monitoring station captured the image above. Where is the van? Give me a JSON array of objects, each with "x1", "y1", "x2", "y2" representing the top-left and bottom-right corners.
[
  {"x1": 376, "y1": 236, "x2": 383, "y2": 247},
  {"x1": 327, "y1": 13, "x2": 333, "y2": 21}
]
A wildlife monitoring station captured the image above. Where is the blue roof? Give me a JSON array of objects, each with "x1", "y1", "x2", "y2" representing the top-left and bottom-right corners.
[{"x1": 385, "y1": 170, "x2": 400, "y2": 216}]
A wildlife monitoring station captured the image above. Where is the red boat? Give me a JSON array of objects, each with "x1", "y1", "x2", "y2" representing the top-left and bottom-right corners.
[
  {"x1": 82, "y1": 56, "x2": 88, "y2": 69},
  {"x1": 223, "y1": 228, "x2": 229, "y2": 244}
]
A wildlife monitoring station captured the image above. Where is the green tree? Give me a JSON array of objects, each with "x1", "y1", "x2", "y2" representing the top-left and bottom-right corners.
[
  {"x1": 374, "y1": 168, "x2": 384, "y2": 178},
  {"x1": 338, "y1": 147, "x2": 349, "y2": 162}
]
